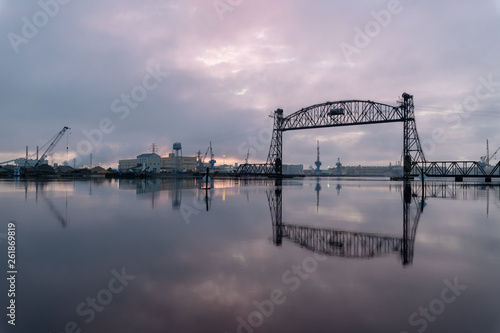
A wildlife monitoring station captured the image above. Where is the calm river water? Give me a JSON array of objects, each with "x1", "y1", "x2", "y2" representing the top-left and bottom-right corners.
[{"x1": 0, "y1": 177, "x2": 499, "y2": 333}]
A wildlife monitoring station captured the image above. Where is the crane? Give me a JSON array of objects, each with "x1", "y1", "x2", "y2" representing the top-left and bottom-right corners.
[
  {"x1": 0, "y1": 159, "x2": 18, "y2": 165},
  {"x1": 490, "y1": 145, "x2": 500, "y2": 163},
  {"x1": 480, "y1": 140, "x2": 500, "y2": 166},
  {"x1": 33, "y1": 126, "x2": 70, "y2": 169},
  {"x1": 209, "y1": 141, "x2": 216, "y2": 169},
  {"x1": 203, "y1": 146, "x2": 209, "y2": 164}
]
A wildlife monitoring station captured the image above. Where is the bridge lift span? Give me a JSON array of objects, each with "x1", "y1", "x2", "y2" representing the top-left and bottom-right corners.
[
  {"x1": 237, "y1": 92, "x2": 500, "y2": 181},
  {"x1": 237, "y1": 93, "x2": 425, "y2": 178}
]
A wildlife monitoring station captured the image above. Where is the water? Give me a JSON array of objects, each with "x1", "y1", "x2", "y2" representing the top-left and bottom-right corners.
[{"x1": 0, "y1": 178, "x2": 499, "y2": 333}]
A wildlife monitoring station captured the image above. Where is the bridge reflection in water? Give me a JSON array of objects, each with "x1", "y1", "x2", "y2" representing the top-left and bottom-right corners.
[
  {"x1": 268, "y1": 180, "x2": 499, "y2": 266},
  {"x1": 267, "y1": 180, "x2": 424, "y2": 266}
]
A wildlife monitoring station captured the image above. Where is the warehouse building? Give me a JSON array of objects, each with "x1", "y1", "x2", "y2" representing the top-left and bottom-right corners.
[
  {"x1": 118, "y1": 153, "x2": 198, "y2": 172},
  {"x1": 137, "y1": 153, "x2": 161, "y2": 173},
  {"x1": 161, "y1": 153, "x2": 197, "y2": 172}
]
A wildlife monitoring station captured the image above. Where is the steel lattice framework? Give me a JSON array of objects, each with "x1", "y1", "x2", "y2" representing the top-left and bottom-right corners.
[
  {"x1": 237, "y1": 93, "x2": 426, "y2": 177},
  {"x1": 279, "y1": 223, "x2": 404, "y2": 259},
  {"x1": 266, "y1": 183, "x2": 422, "y2": 266},
  {"x1": 412, "y1": 161, "x2": 500, "y2": 181}
]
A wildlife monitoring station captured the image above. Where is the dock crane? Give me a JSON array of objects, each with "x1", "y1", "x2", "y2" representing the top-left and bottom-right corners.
[
  {"x1": 209, "y1": 141, "x2": 216, "y2": 169},
  {"x1": 33, "y1": 126, "x2": 70, "y2": 169},
  {"x1": 480, "y1": 140, "x2": 500, "y2": 166},
  {"x1": 0, "y1": 159, "x2": 18, "y2": 165},
  {"x1": 0, "y1": 126, "x2": 70, "y2": 168},
  {"x1": 490, "y1": 146, "x2": 500, "y2": 163}
]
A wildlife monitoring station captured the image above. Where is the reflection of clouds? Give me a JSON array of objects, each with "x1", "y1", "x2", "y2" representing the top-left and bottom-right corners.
[
  {"x1": 2, "y1": 180, "x2": 500, "y2": 333},
  {"x1": 192, "y1": 276, "x2": 247, "y2": 306}
]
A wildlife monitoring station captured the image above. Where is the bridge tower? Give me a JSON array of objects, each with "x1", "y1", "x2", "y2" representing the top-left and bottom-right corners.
[
  {"x1": 401, "y1": 93, "x2": 426, "y2": 178},
  {"x1": 266, "y1": 109, "x2": 283, "y2": 175},
  {"x1": 243, "y1": 92, "x2": 426, "y2": 178}
]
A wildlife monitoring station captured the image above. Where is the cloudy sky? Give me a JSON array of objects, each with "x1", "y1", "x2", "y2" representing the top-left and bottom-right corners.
[{"x1": 1, "y1": 0, "x2": 500, "y2": 168}]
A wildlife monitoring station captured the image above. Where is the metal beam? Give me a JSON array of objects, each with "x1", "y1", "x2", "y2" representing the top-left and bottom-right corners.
[{"x1": 412, "y1": 161, "x2": 500, "y2": 177}]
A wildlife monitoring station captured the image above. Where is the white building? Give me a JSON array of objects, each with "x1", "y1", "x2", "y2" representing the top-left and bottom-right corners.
[
  {"x1": 282, "y1": 164, "x2": 304, "y2": 175},
  {"x1": 118, "y1": 159, "x2": 138, "y2": 172},
  {"x1": 137, "y1": 153, "x2": 161, "y2": 173},
  {"x1": 161, "y1": 153, "x2": 198, "y2": 172},
  {"x1": 15, "y1": 158, "x2": 48, "y2": 168}
]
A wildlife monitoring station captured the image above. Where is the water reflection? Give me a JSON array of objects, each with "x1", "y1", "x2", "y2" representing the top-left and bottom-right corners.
[
  {"x1": 268, "y1": 180, "x2": 422, "y2": 266},
  {"x1": 118, "y1": 178, "x2": 213, "y2": 211},
  {"x1": 268, "y1": 180, "x2": 499, "y2": 267},
  {"x1": 1, "y1": 178, "x2": 499, "y2": 333},
  {"x1": 17, "y1": 180, "x2": 70, "y2": 227}
]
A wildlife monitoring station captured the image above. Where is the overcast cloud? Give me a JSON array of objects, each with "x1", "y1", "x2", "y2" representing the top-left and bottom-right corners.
[{"x1": 1, "y1": 0, "x2": 499, "y2": 168}]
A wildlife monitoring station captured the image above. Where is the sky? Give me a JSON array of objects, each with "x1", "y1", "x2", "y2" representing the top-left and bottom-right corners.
[{"x1": 1, "y1": 0, "x2": 500, "y2": 169}]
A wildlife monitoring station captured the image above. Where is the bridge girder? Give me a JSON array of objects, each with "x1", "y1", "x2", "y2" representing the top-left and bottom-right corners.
[{"x1": 281, "y1": 100, "x2": 403, "y2": 131}]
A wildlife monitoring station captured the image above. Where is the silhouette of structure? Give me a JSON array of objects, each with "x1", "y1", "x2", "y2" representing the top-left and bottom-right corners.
[{"x1": 267, "y1": 180, "x2": 423, "y2": 266}]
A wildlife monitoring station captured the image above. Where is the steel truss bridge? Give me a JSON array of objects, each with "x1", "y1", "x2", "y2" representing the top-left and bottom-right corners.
[
  {"x1": 266, "y1": 181, "x2": 422, "y2": 266},
  {"x1": 412, "y1": 161, "x2": 500, "y2": 182},
  {"x1": 236, "y1": 92, "x2": 500, "y2": 181}
]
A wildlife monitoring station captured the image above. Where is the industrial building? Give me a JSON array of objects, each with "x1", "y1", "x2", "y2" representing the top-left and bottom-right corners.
[
  {"x1": 118, "y1": 159, "x2": 137, "y2": 171},
  {"x1": 118, "y1": 154, "x2": 198, "y2": 173},
  {"x1": 161, "y1": 154, "x2": 197, "y2": 172},
  {"x1": 137, "y1": 153, "x2": 161, "y2": 173},
  {"x1": 283, "y1": 164, "x2": 304, "y2": 175},
  {"x1": 118, "y1": 143, "x2": 198, "y2": 173},
  {"x1": 327, "y1": 164, "x2": 403, "y2": 177},
  {"x1": 15, "y1": 158, "x2": 48, "y2": 168}
]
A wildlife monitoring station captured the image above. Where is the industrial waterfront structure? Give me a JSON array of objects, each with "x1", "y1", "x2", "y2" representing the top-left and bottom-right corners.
[{"x1": 118, "y1": 143, "x2": 198, "y2": 173}]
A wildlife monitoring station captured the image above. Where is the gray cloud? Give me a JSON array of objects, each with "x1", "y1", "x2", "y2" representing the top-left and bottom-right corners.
[{"x1": 1, "y1": 0, "x2": 499, "y2": 167}]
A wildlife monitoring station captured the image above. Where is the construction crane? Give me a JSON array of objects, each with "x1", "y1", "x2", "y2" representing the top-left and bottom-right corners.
[
  {"x1": 33, "y1": 126, "x2": 70, "y2": 169},
  {"x1": 209, "y1": 141, "x2": 216, "y2": 169},
  {"x1": 203, "y1": 146, "x2": 209, "y2": 164},
  {"x1": 490, "y1": 145, "x2": 500, "y2": 163},
  {"x1": 480, "y1": 140, "x2": 500, "y2": 166},
  {"x1": 0, "y1": 159, "x2": 18, "y2": 165}
]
